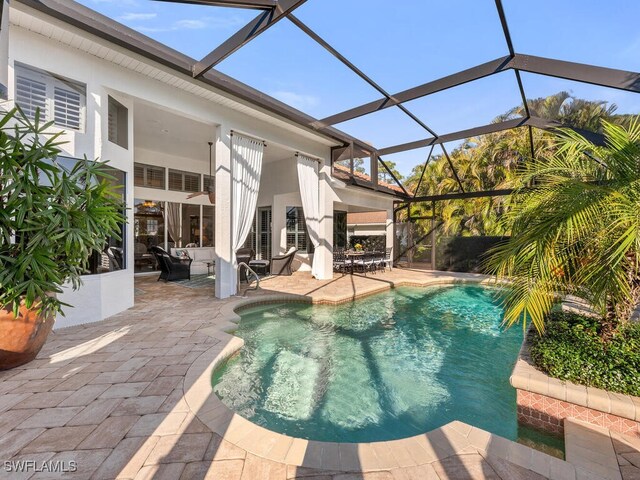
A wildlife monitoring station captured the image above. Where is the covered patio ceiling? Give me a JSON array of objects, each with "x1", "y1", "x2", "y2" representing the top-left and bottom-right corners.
[{"x1": 18, "y1": 0, "x2": 640, "y2": 201}]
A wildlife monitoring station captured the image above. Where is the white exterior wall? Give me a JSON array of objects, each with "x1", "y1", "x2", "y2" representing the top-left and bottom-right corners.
[
  {"x1": 8, "y1": 22, "x2": 139, "y2": 328},
  {"x1": 348, "y1": 224, "x2": 386, "y2": 237},
  {"x1": 6, "y1": 4, "x2": 398, "y2": 320}
]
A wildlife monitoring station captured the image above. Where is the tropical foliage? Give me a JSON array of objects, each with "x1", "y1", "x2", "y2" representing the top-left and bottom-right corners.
[
  {"x1": 530, "y1": 311, "x2": 640, "y2": 395},
  {"x1": 0, "y1": 108, "x2": 125, "y2": 317},
  {"x1": 402, "y1": 92, "x2": 628, "y2": 237},
  {"x1": 486, "y1": 118, "x2": 640, "y2": 336}
]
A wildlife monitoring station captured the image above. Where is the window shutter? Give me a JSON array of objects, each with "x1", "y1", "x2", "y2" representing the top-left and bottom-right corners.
[
  {"x1": 184, "y1": 173, "x2": 200, "y2": 193},
  {"x1": 108, "y1": 108, "x2": 117, "y2": 143},
  {"x1": 168, "y1": 170, "x2": 182, "y2": 191},
  {"x1": 53, "y1": 87, "x2": 82, "y2": 130},
  {"x1": 15, "y1": 75, "x2": 47, "y2": 120},
  {"x1": 134, "y1": 164, "x2": 144, "y2": 186},
  {"x1": 146, "y1": 166, "x2": 165, "y2": 189}
]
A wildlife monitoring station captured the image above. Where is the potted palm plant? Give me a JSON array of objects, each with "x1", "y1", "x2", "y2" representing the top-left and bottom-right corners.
[{"x1": 0, "y1": 108, "x2": 125, "y2": 369}]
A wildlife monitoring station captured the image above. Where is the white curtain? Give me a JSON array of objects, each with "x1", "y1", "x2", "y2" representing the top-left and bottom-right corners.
[
  {"x1": 296, "y1": 154, "x2": 321, "y2": 278},
  {"x1": 231, "y1": 133, "x2": 264, "y2": 258},
  {"x1": 164, "y1": 202, "x2": 181, "y2": 247}
]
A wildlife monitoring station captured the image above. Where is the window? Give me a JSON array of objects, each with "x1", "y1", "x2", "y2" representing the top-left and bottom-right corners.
[
  {"x1": 203, "y1": 175, "x2": 214, "y2": 193},
  {"x1": 134, "y1": 163, "x2": 165, "y2": 189},
  {"x1": 93, "y1": 165, "x2": 126, "y2": 274},
  {"x1": 108, "y1": 96, "x2": 128, "y2": 149},
  {"x1": 54, "y1": 87, "x2": 82, "y2": 130},
  {"x1": 168, "y1": 170, "x2": 182, "y2": 191},
  {"x1": 15, "y1": 74, "x2": 46, "y2": 120},
  {"x1": 258, "y1": 208, "x2": 272, "y2": 260},
  {"x1": 286, "y1": 207, "x2": 313, "y2": 253},
  {"x1": 48, "y1": 158, "x2": 126, "y2": 274},
  {"x1": 15, "y1": 63, "x2": 86, "y2": 131},
  {"x1": 243, "y1": 207, "x2": 271, "y2": 260},
  {"x1": 168, "y1": 169, "x2": 201, "y2": 193}
]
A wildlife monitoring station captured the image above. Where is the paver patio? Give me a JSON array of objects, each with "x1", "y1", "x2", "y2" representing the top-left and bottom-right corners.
[{"x1": 0, "y1": 269, "x2": 636, "y2": 479}]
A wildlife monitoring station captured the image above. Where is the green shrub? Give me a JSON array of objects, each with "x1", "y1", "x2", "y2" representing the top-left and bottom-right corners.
[{"x1": 530, "y1": 311, "x2": 640, "y2": 396}]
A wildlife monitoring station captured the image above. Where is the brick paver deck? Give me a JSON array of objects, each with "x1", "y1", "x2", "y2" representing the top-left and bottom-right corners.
[{"x1": 0, "y1": 268, "x2": 633, "y2": 479}]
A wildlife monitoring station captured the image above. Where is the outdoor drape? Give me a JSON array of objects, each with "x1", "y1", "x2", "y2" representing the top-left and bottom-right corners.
[
  {"x1": 165, "y1": 202, "x2": 181, "y2": 247},
  {"x1": 231, "y1": 133, "x2": 264, "y2": 259},
  {"x1": 296, "y1": 153, "x2": 321, "y2": 278}
]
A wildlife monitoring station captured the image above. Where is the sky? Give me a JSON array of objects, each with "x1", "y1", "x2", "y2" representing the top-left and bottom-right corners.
[{"x1": 76, "y1": 0, "x2": 640, "y2": 177}]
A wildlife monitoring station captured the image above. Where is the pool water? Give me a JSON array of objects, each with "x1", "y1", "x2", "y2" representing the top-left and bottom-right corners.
[{"x1": 212, "y1": 285, "x2": 563, "y2": 454}]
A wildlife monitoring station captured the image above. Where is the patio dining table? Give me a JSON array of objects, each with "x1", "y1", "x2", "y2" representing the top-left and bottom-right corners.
[{"x1": 345, "y1": 250, "x2": 365, "y2": 274}]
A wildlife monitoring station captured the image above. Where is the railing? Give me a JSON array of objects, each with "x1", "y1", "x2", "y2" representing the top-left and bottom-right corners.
[{"x1": 236, "y1": 262, "x2": 260, "y2": 297}]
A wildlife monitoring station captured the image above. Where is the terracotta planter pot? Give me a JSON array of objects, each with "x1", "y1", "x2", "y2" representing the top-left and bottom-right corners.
[{"x1": 0, "y1": 300, "x2": 55, "y2": 370}]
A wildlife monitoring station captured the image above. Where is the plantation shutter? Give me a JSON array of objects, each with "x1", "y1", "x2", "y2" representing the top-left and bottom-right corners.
[
  {"x1": 15, "y1": 74, "x2": 47, "y2": 120},
  {"x1": 15, "y1": 64, "x2": 86, "y2": 131},
  {"x1": 53, "y1": 86, "x2": 82, "y2": 130},
  {"x1": 184, "y1": 172, "x2": 200, "y2": 192},
  {"x1": 259, "y1": 208, "x2": 271, "y2": 260}
]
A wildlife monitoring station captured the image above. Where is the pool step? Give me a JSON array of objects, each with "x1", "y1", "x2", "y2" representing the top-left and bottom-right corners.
[
  {"x1": 564, "y1": 418, "x2": 631, "y2": 480},
  {"x1": 263, "y1": 350, "x2": 320, "y2": 420}
]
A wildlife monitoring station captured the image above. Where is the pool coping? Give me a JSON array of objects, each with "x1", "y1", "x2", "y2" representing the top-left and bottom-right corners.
[{"x1": 184, "y1": 274, "x2": 576, "y2": 478}]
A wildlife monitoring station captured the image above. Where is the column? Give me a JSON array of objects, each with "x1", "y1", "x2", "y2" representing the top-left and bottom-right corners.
[
  {"x1": 431, "y1": 201, "x2": 436, "y2": 270},
  {"x1": 214, "y1": 124, "x2": 236, "y2": 298},
  {"x1": 0, "y1": 0, "x2": 8, "y2": 101},
  {"x1": 315, "y1": 162, "x2": 334, "y2": 279},
  {"x1": 386, "y1": 208, "x2": 394, "y2": 269}
]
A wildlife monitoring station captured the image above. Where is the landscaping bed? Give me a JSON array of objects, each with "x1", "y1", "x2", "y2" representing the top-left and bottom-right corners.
[{"x1": 530, "y1": 311, "x2": 640, "y2": 396}]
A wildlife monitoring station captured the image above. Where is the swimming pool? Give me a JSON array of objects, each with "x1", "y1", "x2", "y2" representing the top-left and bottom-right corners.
[{"x1": 212, "y1": 285, "x2": 562, "y2": 453}]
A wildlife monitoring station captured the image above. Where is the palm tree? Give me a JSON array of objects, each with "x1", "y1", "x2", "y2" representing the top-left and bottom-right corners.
[
  {"x1": 486, "y1": 119, "x2": 640, "y2": 338},
  {"x1": 507, "y1": 91, "x2": 619, "y2": 132},
  {"x1": 404, "y1": 93, "x2": 627, "y2": 239}
]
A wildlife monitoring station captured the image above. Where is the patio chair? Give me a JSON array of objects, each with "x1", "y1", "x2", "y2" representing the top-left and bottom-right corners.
[
  {"x1": 385, "y1": 247, "x2": 393, "y2": 271},
  {"x1": 355, "y1": 252, "x2": 377, "y2": 275},
  {"x1": 270, "y1": 247, "x2": 298, "y2": 276},
  {"x1": 105, "y1": 246, "x2": 123, "y2": 271},
  {"x1": 333, "y1": 249, "x2": 348, "y2": 273},
  {"x1": 372, "y1": 250, "x2": 386, "y2": 273},
  {"x1": 149, "y1": 246, "x2": 192, "y2": 282},
  {"x1": 236, "y1": 248, "x2": 255, "y2": 282}
]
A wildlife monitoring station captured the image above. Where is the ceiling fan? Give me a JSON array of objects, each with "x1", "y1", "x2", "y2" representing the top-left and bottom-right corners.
[{"x1": 187, "y1": 141, "x2": 215, "y2": 204}]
